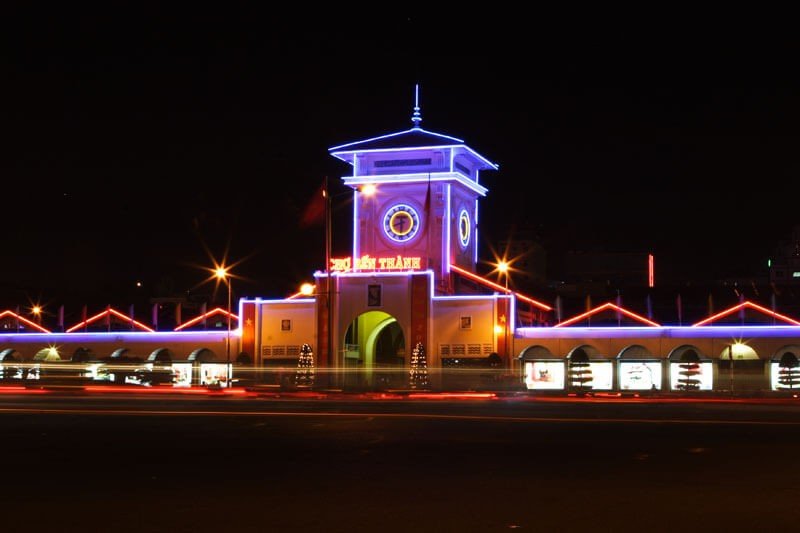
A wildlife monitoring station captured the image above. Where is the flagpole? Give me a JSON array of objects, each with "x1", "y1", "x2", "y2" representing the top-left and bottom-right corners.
[{"x1": 325, "y1": 176, "x2": 334, "y2": 383}]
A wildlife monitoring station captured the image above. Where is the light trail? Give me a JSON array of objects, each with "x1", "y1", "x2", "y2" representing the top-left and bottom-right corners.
[{"x1": 2, "y1": 407, "x2": 800, "y2": 426}]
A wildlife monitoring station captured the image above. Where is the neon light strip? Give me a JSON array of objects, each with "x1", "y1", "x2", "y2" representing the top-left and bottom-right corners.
[
  {"x1": 445, "y1": 184, "x2": 451, "y2": 273},
  {"x1": 554, "y1": 302, "x2": 660, "y2": 328},
  {"x1": 329, "y1": 127, "x2": 465, "y2": 151},
  {"x1": 353, "y1": 189, "x2": 359, "y2": 259},
  {"x1": 510, "y1": 294, "x2": 516, "y2": 334},
  {"x1": 65, "y1": 308, "x2": 155, "y2": 333},
  {"x1": 252, "y1": 298, "x2": 316, "y2": 304},
  {"x1": 473, "y1": 199, "x2": 479, "y2": 265},
  {"x1": 343, "y1": 172, "x2": 487, "y2": 196},
  {"x1": 449, "y1": 149, "x2": 454, "y2": 172},
  {"x1": 0, "y1": 310, "x2": 51, "y2": 333},
  {"x1": 433, "y1": 295, "x2": 500, "y2": 301},
  {"x1": 331, "y1": 144, "x2": 498, "y2": 170},
  {"x1": 648, "y1": 254, "x2": 654, "y2": 288},
  {"x1": 516, "y1": 325, "x2": 800, "y2": 340},
  {"x1": 0, "y1": 330, "x2": 233, "y2": 341},
  {"x1": 174, "y1": 307, "x2": 239, "y2": 331},
  {"x1": 449, "y1": 264, "x2": 552, "y2": 311},
  {"x1": 286, "y1": 291, "x2": 305, "y2": 300},
  {"x1": 692, "y1": 301, "x2": 800, "y2": 327}
]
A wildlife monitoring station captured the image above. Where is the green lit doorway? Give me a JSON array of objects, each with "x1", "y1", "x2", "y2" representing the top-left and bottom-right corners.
[{"x1": 343, "y1": 310, "x2": 406, "y2": 389}]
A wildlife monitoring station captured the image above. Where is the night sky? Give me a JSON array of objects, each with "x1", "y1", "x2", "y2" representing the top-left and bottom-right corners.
[{"x1": 4, "y1": 9, "x2": 799, "y2": 310}]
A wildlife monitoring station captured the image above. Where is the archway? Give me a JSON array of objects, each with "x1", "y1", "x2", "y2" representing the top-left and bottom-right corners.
[{"x1": 343, "y1": 310, "x2": 405, "y2": 388}]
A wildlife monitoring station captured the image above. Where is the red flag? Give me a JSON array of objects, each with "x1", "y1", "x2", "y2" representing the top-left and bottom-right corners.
[{"x1": 300, "y1": 181, "x2": 327, "y2": 227}]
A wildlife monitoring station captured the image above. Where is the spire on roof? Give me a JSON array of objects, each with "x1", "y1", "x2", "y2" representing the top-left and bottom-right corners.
[{"x1": 411, "y1": 83, "x2": 422, "y2": 128}]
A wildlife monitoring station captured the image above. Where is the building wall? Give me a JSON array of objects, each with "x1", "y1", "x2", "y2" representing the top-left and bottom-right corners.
[
  {"x1": 258, "y1": 301, "x2": 316, "y2": 363},
  {"x1": 432, "y1": 297, "x2": 497, "y2": 365}
]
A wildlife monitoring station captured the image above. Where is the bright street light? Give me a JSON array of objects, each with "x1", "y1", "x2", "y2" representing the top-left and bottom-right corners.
[{"x1": 215, "y1": 265, "x2": 232, "y2": 377}]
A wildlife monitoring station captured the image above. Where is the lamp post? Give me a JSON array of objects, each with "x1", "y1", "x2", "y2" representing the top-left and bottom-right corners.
[
  {"x1": 496, "y1": 260, "x2": 510, "y2": 361},
  {"x1": 215, "y1": 267, "x2": 232, "y2": 379},
  {"x1": 32, "y1": 305, "x2": 42, "y2": 326}
]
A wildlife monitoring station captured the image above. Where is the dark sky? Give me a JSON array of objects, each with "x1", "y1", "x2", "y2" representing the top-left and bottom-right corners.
[{"x1": 4, "y1": 9, "x2": 799, "y2": 308}]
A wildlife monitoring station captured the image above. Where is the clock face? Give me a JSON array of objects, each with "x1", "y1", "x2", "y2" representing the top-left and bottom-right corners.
[
  {"x1": 458, "y1": 209, "x2": 471, "y2": 248},
  {"x1": 383, "y1": 203, "x2": 420, "y2": 243}
]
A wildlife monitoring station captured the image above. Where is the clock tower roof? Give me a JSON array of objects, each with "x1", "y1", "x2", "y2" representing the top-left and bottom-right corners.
[{"x1": 329, "y1": 86, "x2": 498, "y2": 171}]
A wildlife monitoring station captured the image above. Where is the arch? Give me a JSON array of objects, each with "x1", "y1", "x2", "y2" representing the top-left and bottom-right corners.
[
  {"x1": 617, "y1": 344, "x2": 655, "y2": 360},
  {"x1": 188, "y1": 348, "x2": 216, "y2": 362},
  {"x1": 110, "y1": 348, "x2": 130, "y2": 359},
  {"x1": 771, "y1": 344, "x2": 800, "y2": 361},
  {"x1": 364, "y1": 316, "x2": 398, "y2": 367},
  {"x1": 147, "y1": 348, "x2": 173, "y2": 363},
  {"x1": 33, "y1": 347, "x2": 61, "y2": 362},
  {"x1": 566, "y1": 344, "x2": 601, "y2": 360},
  {"x1": 667, "y1": 344, "x2": 706, "y2": 362},
  {"x1": 71, "y1": 347, "x2": 94, "y2": 362},
  {"x1": 0, "y1": 348, "x2": 20, "y2": 362},
  {"x1": 519, "y1": 345, "x2": 557, "y2": 360},
  {"x1": 343, "y1": 310, "x2": 406, "y2": 389}
]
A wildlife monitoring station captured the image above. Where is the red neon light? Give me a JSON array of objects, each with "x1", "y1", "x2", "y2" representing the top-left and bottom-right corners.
[
  {"x1": 66, "y1": 308, "x2": 155, "y2": 333},
  {"x1": 286, "y1": 291, "x2": 304, "y2": 300},
  {"x1": 174, "y1": 307, "x2": 239, "y2": 331},
  {"x1": 692, "y1": 300, "x2": 800, "y2": 327},
  {"x1": 408, "y1": 392, "x2": 497, "y2": 400},
  {"x1": 449, "y1": 264, "x2": 552, "y2": 311},
  {"x1": 555, "y1": 302, "x2": 661, "y2": 328},
  {"x1": 0, "y1": 310, "x2": 51, "y2": 333},
  {"x1": 648, "y1": 254, "x2": 654, "y2": 288}
]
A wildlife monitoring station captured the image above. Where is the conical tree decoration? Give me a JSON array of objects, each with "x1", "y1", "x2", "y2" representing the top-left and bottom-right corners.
[
  {"x1": 409, "y1": 342, "x2": 429, "y2": 390},
  {"x1": 295, "y1": 343, "x2": 315, "y2": 387}
]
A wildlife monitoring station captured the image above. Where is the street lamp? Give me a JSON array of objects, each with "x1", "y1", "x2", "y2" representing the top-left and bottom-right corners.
[
  {"x1": 31, "y1": 305, "x2": 42, "y2": 326},
  {"x1": 215, "y1": 266, "x2": 232, "y2": 373},
  {"x1": 496, "y1": 260, "x2": 510, "y2": 290}
]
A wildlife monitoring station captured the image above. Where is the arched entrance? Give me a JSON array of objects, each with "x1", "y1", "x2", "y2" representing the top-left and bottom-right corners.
[{"x1": 343, "y1": 310, "x2": 405, "y2": 389}]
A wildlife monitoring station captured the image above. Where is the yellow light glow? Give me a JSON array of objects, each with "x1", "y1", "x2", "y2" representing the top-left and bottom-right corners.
[
  {"x1": 361, "y1": 184, "x2": 377, "y2": 196},
  {"x1": 300, "y1": 283, "x2": 315, "y2": 296},
  {"x1": 215, "y1": 267, "x2": 228, "y2": 280},
  {"x1": 497, "y1": 261, "x2": 510, "y2": 274},
  {"x1": 32, "y1": 306, "x2": 41, "y2": 315},
  {"x1": 494, "y1": 325, "x2": 505, "y2": 335}
]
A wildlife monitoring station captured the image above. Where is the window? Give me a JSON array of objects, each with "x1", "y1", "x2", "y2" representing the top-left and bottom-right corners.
[{"x1": 367, "y1": 284, "x2": 382, "y2": 307}]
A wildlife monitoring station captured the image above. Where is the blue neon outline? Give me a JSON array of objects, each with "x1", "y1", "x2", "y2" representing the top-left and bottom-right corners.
[
  {"x1": 331, "y1": 143, "x2": 498, "y2": 170},
  {"x1": 474, "y1": 199, "x2": 479, "y2": 264},
  {"x1": 445, "y1": 184, "x2": 451, "y2": 273},
  {"x1": 343, "y1": 172, "x2": 488, "y2": 197},
  {"x1": 458, "y1": 208, "x2": 470, "y2": 249},
  {"x1": 515, "y1": 325, "x2": 800, "y2": 340},
  {"x1": 329, "y1": 128, "x2": 465, "y2": 152},
  {"x1": 0, "y1": 330, "x2": 237, "y2": 341},
  {"x1": 353, "y1": 190, "x2": 359, "y2": 259}
]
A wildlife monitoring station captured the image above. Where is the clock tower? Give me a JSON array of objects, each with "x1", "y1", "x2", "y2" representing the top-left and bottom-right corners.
[{"x1": 329, "y1": 87, "x2": 498, "y2": 294}]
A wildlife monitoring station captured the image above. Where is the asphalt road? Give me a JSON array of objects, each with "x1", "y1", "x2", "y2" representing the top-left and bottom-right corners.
[{"x1": 1, "y1": 394, "x2": 799, "y2": 532}]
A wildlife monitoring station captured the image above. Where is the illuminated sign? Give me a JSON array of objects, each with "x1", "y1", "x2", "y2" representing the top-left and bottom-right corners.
[
  {"x1": 524, "y1": 361, "x2": 565, "y2": 390},
  {"x1": 620, "y1": 362, "x2": 662, "y2": 390},
  {"x1": 330, "y1": 255, "x2": 422, "y2": 272},
  {"x1": 669, "y1": 362, "x2": 713, "y2": 390}
]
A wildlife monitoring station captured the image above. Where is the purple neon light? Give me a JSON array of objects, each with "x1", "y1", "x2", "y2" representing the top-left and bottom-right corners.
[
  {"x1": 329, "y1": 128, "x2": 465, "y2": 152},
  {"x1": 0, "y1": 330, "x2": 235, "y2": 342},
  {"x1": 331, "y1": 144, "x2": 498, "y2": 170},
  {"x1": 516, "y1": 325, "x2": 800, "y2": 340},
  {"x1": 353, "y1": 189, "x2": 359, "y2": 259},
  {"x1": 342, "y1": 173, "x2": 487, "y2": 196},
  {"x1": 445, "y1": 184, "x2": 451, "y2": 273}
]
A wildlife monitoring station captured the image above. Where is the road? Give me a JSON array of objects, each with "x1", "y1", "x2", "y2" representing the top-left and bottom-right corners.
[{"x1": 1, "y1": 392, "x2": 799, "y2": 532}]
